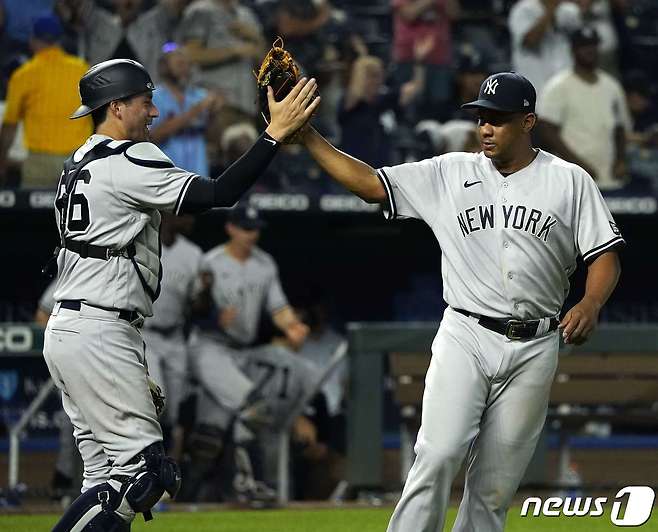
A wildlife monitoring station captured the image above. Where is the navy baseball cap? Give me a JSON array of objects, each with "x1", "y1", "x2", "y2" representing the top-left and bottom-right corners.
[
  {"x1": 32, "y1": 14, "x2": 63, "y2": 42},
  {"x1": 571, "y1": 26, "x2": 600, "y2": 47},
  {"x1": 461, "y1": 72, "x2": 536, "y2": 114},
  {"x1": 227, "y1": 206, "x2": 267, "y2": 230}
]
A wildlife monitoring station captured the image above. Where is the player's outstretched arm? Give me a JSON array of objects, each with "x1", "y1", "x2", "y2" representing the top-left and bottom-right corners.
[
  {"x1": 301, "y1": 127, "x2": 386, "y2": 204},
  {"x1": 178, "y1": 78, "x2": 320, "y2": 213},
  {"x1": 559, "y1": 251, "x2": 621, "y2": 345}
]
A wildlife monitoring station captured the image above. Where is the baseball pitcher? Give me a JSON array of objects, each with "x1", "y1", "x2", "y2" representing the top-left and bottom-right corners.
[{"x1": 298, "y1": 72, "x2": 623, "y2": 532}]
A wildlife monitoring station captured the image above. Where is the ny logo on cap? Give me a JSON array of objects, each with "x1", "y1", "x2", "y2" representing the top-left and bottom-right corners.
[{"x1": 483, "y1": 78, "x2": 499, "y2": 95}]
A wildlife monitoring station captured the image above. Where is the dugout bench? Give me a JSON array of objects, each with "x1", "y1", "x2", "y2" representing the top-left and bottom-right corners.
[
  {"x1": 346, "y1": 322, "x2": 658, "y2": 489},
  {"x1": 387, "y1": 337, "x2": 658, "y2": 488}
]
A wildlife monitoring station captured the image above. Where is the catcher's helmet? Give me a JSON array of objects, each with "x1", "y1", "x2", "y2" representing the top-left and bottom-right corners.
[{"x1": 70, "y1": 59, "x2": 155, "y2": 119}]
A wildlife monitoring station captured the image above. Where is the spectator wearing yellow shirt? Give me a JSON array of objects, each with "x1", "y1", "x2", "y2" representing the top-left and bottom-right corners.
[{"x1": 0, "y1": 15, "x2": 92, "y2": 188}]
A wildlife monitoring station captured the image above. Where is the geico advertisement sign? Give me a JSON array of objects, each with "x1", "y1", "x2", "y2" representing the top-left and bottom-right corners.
[{"x1": 0, "y1": 325, "x2": 34, "y2": 352}]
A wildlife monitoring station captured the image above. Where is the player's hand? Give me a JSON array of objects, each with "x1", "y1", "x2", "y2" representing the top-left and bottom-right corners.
[
  {"x1": 265, "y1": 78, "x2": 321, "y2": 142},
  {"x1": 285, "y1": 321, "x2": 309, "y2": 350},
  {"x1": 559, "y1": 296, "x2": 601, "y2": 345},
  {"x1": 218, "y1": 306, "x2": 238, "y2": 330},
  {"x1": 292, "y1": 415, "x2": 317, "y2": 446},
  {"x1": 413, "y1": 34, "x2": 435, "y2": 62}
]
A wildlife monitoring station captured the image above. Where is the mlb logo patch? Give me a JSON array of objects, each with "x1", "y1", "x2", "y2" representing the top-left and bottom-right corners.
[{"x1": 609, "y1": 221, "x2": 620, "y2": 235}]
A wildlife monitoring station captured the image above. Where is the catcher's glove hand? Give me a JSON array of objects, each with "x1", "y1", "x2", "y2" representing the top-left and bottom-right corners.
[
  {"x1": 148, "y1": 375, "x2": 166, "y2": 418},
  {"x1": 255, "y1": 37, "x2": 319, "y2": 143}
]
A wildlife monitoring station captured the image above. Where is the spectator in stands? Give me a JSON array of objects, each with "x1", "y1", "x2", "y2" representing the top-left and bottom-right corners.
[
  {"x1": 269, "y1": 0, "x2": 332, "y2": 76},
  {"x1": 392, "y1": 0, "x2": 460, "y2": 120},
  {"x1": 338, "y1": 50, "x2": 425, "y2": 168},
  {"x1": 537, "y1": 26, "x2": 632, "y2": 190},
  {"x1": 624, "y1": 71, "x2": 658, "y2": 191},
  {"x1": 509, "y1": 0, "x2": 582, "y2": 95},
  {"x1": 579, "y1": 0, "x2": 620, "y2": 75},
  {"x1": 450, "y1": 49, "x2": 489, "y2": 121},
  {"x1": 0, "y1": 15, "x2": 91, "y2": 188},
  {"x1": 150, "y1": 43, "x2": 222, "y2": 176},
  {"x1": 453, "y1": 0, "x2": 508, "y2": 68},
  {"x1": 178, "y1": 0, "x2": 265, "y2": 116},
  {"x1": 0, "y1": 0, "x2": 53, "y2": 58},
  {"x1": 216, "y1": 121, "x2": 259, "y2": 176},
  {"x1": 54, "y1": 0, "x2": 184, "y2": 81},
  {"x1": 624, "y1": 71, "x2": 658, "y2": 136},
  {"x1": 414, "y1": 119, "x2": 479, "y2": 158}
]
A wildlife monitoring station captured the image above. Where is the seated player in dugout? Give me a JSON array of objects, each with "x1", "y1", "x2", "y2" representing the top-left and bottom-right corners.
[
  {"x1": 43, "y1": 57, "x2": 319, "y2": 531},
  {"x1": 297, "y1": 71, "x2": 623, "y2": 532},
  {"x1": 177, "y1": 205, "x2": 310, "y2": 503}
]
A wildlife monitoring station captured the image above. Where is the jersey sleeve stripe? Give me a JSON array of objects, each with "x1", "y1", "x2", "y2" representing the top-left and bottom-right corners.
[
  {"x1": 377, "y1": 169, "x2": 397, "y2": 220},
  {"x1": 124, "y1": 152, "x2": 175, "y2": 169},
  {"x1": 582, "y1": 236, "x2": 625, "y2": 263},
  {"x1": 175, "y1": 174, "x2": 198, "y2": 215}
]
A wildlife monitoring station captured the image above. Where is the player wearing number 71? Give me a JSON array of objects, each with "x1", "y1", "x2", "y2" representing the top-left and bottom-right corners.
[
  {"x1": 298, "y1": 72, "x2": 623, "y2": 532},
  {"x1": 43, "y1": 58, "x2": 319, "y2": 531}
]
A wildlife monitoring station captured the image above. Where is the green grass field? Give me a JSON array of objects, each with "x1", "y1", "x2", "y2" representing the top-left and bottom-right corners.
[{"x1": 2, "y1": 507, "x2": 658, "y2": 532}]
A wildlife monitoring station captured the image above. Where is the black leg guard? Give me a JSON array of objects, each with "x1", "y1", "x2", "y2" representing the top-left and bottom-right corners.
[
  {"x1": 116, "y1": 442, "x2": 182, "y2": 522},
  {"x1": 52, "y1": 482, "x2": 130, "y2": 532}
]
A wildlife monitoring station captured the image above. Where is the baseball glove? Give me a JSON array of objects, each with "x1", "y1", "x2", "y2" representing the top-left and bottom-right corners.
[{"x1": 255, "y1": 37, "x2": 317, "y2": 142}]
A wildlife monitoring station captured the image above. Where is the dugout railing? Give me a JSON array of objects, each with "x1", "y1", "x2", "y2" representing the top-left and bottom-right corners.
[
  {"x1": 3, "y1": 326, "x2": 347, "y2": 505},
  {"x1": 345, "y1": 321, "x2": 658, "y2": 490}
]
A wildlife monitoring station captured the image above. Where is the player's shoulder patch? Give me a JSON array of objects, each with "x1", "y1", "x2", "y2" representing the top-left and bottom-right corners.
[{"x1": 124, "y1": 142, "x2": 175, "y2": 169}]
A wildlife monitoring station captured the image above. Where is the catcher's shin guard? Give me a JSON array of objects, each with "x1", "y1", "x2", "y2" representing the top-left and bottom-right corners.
[
  {"x1": 52, "y1": 482, "x2": 131, "y2": 532},
  {"x1": 115, "y1": 442, "x2": 181, "y2": 522},
  {"x1": 53, "y1": 443, "x2": 181, "y2": 530}
]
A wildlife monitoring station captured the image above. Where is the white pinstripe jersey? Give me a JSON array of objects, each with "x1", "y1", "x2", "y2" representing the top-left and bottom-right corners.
[
  {"x1": 378, "y1": 149, "x2": 624, "y2": 319},
  {"x1": 53, "y1": 134, "x2": 197, "y2": 316}
]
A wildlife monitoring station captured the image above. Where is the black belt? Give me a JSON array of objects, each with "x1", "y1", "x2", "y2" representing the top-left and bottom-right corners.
[
  {"x1": 145, "y1": 324, "x2": 181, "y2": 337},
  {"x1": 64, "y1": 239, "x2": 134, "y2": 260},
  {"x1": 453, "y1": 308, "x2": 559, "y2": 340},
  {"x1": 59, "y1": 300, "x2": 142, "y2": 325}
]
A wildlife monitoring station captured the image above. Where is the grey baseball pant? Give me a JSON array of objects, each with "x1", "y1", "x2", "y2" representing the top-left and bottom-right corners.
[
  {"x1": 387, "y1": 307, "x2": 559, "y2": 532},
  {"x1": 43, "y1": 303, "x2": 162, "y2": 492}
]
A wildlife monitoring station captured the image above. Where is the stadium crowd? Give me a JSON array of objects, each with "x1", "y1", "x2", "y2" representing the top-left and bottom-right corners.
[
  {"x1": 1, "y1": 0, "x2": 657, "y2": 505},
  {"x1": 0, "y1": 0, "x2": 657, "y2": 194}
]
